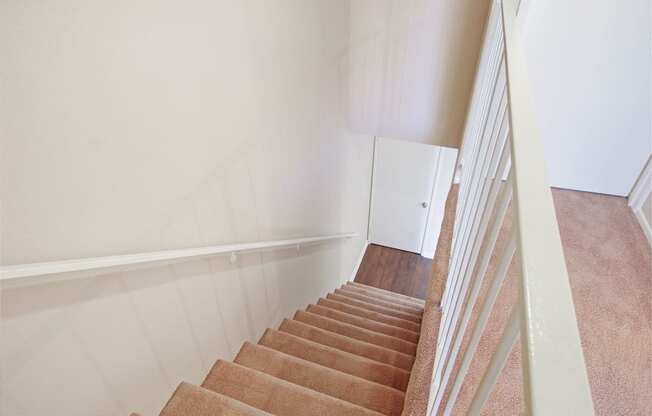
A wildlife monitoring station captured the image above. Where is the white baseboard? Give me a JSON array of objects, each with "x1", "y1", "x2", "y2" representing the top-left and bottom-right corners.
[
  {"x1": 347, "y1": 240, "x2": 369, "y2": 283},
  {"x1": 634, "y1": 209, "x2": 652, "y2": 248},
  {"x1": 628, "y1": 156, "x2": 652, "y2": 247}
]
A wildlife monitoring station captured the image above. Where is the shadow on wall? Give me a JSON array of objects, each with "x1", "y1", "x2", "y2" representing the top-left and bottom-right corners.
[{"x1": 346, "y1": 0, "x2": 492, "y2": 147}]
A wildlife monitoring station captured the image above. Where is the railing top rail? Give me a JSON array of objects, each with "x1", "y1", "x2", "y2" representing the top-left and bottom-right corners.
[
  {"x1": 501, "y1": 0, "x2": 594, "y2": 413},
  {"x1": 0, "y1": 233, "x2": 357, "y2": 282}
]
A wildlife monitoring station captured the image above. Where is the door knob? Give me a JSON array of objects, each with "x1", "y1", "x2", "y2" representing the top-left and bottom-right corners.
[{"x1": 421, "y1": 202, "x2": 428, "y2": 208}]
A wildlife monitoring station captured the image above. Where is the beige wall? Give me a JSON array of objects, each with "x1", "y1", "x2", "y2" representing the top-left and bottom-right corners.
[
  {"x1": 0, "y1": 1, "x2": 373, "y2": 415},
  {"x1": 347, "y1": 0, "x2": 492, "y2": 147}
]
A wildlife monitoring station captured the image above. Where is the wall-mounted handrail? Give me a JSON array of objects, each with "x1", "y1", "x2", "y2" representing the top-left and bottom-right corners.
[{"x1": 0, "y1": 233, "x2": 357, "y2": 282}]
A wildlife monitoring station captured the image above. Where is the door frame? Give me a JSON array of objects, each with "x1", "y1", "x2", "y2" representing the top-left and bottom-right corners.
[{"x1": 367, "y1": 136, "x2": 457, "y2": 258}]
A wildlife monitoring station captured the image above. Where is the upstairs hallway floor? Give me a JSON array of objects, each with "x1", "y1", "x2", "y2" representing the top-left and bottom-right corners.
[{"x1": 354, "y1": 245, "x2": 432, "y2": 300}]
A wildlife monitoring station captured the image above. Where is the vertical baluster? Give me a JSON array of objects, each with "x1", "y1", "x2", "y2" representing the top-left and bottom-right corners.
[
  {"x1": 453, "y1": 8, "x2": 505, "y2": 231},
  {"x1": 436, "y1": 71, "x2": 507, "y2": 395},
  {"x1": 433, "y1": 2, "x2": 509, "y2": 410},
  {"x1": 452, "y1": 50, "x2": 504, "y2": 266},
  {"x1": 442, "y1": 61, "x2": 506, "y2": 317},
  {"x1": 440, "y1": 91, "x2": 507, "y2": 338},
  {"x1": 450, "y1": 10, "x2": 504, "y2": 266},
  {"x1": 467, "y1": 302, "x2": 521, "y2": 415},
  {"x1": 433, "y1": 142, "x2": 513, "y2": 412},
  {"x1": 437, "y1": 88, "x2": 507, "y2": 361},
  {"x1": 455, "y1": 40, "x2": 501, "y2": 231},
  {"x1": 443, "y1": 225, "x2": 517, "y2": 415}
]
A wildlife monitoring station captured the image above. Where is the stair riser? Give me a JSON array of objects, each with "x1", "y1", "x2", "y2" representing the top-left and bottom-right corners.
[
  {"x1": 234, "y1": 343, "x2": 405, "y2": 416},
  {"x1": 347, "y1": 282, "x2": 426, "y2": 305},
  {"x1": 306, "y1": 304, "x2": 419, "y2": 344},
  {"x1": 333, "y1": 289, "x2": 423, "y2": 316},
  {"x1": 327, "y1": 294, "x2": 422, "y2": 324},
  {"x1": 317, "y1": 298, "x2": 421, "y2": 333},
  {"x1": 278, "y1": 319, "x2": 415, "y2": 371},
  {"x1": 203, "y1": 361, "x2": 383, "y2": 416},
  {"x1": 160, "y1": 383, "x2": 273, "y2": 416},
  {"x1": 294, "y1": 311, "x2": 417, "y2": 356},
  {"x1": 342, "y1": 285, "x2": 425, "y2": 309},
  {"x1": 259, "y1": 330, "x2": 410, "y2": 391}
]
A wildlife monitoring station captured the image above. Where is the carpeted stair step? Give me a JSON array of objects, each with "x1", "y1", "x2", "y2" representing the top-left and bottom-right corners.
[
  {"x1": 278, "y1": 319, "x2": 415, "y2": 370},
  {"x1": 333, "y1": 289, "x2": 423, "y2": 316},
  {"x1": 346, "y1": 282, "x2": 426, "y2": 306},
  {"x1": 317, "y1": 298, "x2": 421, "y2": 333},
  {"x1": 293, "y1": 311, "x2": 417, "y2": 356},
  {"x1": 202, "y1": 360, "x2": 384, "y2": 416},
  {"x1": 258, "y1": 329, "x2": 410, "y2": 391},
  {"x1": 327, "y1": 293, "x2": 422, "y2": 324},
  {"x1": 233, "y1": 342, "x2": 405, "y2": 416},
  {"x1": 342, "y1": 284, "x2": 425, "y2": 309},
  {"x1": 306, "y1": 304, "x2": 419, "y2": 344},
  {"x1": 159, "y1": 382, "x2": 272, "y2": 416}
]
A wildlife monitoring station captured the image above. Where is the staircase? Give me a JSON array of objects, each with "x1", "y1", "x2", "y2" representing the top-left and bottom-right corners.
[{"x1": 152, "y1": 281, "x2": 427, "y2": 416}]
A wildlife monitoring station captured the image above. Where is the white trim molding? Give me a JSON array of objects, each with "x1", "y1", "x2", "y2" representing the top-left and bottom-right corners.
[
  {"x1": 628, "y1": 155, "x2": 652, "y2": 246},
  {"x1": 421, "y1": 147, "x2": 459, "y2": 259},
  {"x1": 0, "y1": 233, "x2": 358, "y2": 282},
  {"x1": 347, "y1": 240, "x2": 370, "y2": 283}
]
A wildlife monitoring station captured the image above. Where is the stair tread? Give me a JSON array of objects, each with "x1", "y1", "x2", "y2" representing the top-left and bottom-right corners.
[
  {"x1": 234, "y1": 342, "x2": 405, "y2": 416},
  {"x1": 160, "y1": 382, "x2": 272, "y2": 416},
  {"x1": 327, "y1": 293, "x2": 422, "y2": 324},
  {"x1": 317, "y1": 298, "x2": 421, "y2": 333},
  {"x1": 202, "y1": 360, "x2": 385, "y2": 416},
  {"x1": 293, "y1": 310, "x2": 417, "y2": 356},
  {"x1": 342, "y1": 284, "x2": 425, "y2": 308},
  {"x1": 259, "y1": 329, "x2": 411, "y2": 391},
  {"x1": 347, "y1": 282, "x2": 425, "y2": 305},
  {"x1": 334, "y1": 289, "x2": 423, "y2": 315},
  {"x1": 306, "y1": 304, "x2": 419, "y2": 343},
  {"x1": 278, "y1": 319, "x2": 414, "y2": 370}
]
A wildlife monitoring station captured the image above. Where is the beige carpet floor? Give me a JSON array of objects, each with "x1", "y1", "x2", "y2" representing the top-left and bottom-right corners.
[{"x1": 433, "y1": 188, "x2": 651, "y2": 415}]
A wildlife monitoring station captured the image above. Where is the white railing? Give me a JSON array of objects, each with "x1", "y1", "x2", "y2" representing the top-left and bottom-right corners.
[
  {"x1": 428, "y1": 0, "x2": 594, "y2": 414},
  {"x1": 0, "y1": 233, "x2": 357, "y2": 282}
]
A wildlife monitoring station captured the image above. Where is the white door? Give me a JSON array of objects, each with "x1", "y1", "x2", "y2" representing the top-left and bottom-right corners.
[{"x1": 370, "y1": 137, "x2": 439, "y2": 253}]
